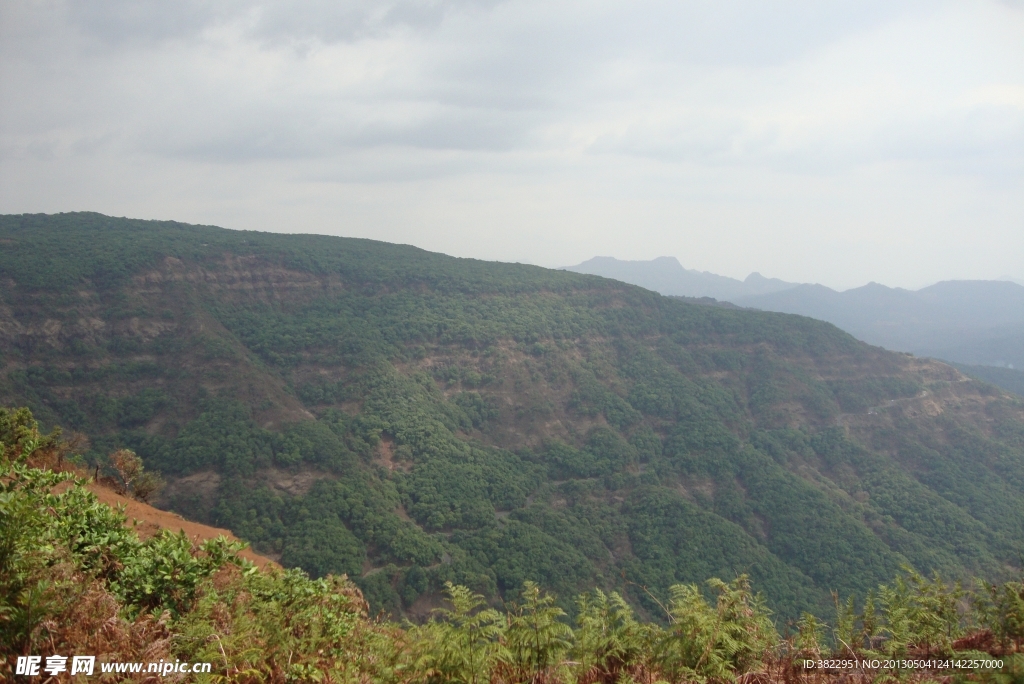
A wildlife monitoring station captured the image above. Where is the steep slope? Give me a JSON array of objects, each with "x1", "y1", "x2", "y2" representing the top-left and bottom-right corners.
[
  {"x1": 83, "y1": 479, "x2": 280, "y2": 570},
  {"x1": 9, "y1": 417, "x2": 1021, "y2": 684},
  {"x1": 2, "y1": 212, "x2": 1024, "y2": 622},
  {"x1": 954, "y1": 363, "x2": 1024, "y2": 398},
  {"x1": 561, "y1": 258, "x2": 1024, "y2": 395}
]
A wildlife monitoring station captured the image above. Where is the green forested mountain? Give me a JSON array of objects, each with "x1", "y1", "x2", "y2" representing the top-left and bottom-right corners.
[
  {"x1": 2, "y1": 212, "x2": 1024, "y2": 623},
  {"x1": 564, "y1": 256, "x2": 1024, "y2": 398},
  {"x1": 955, "y1": 363, "x2": 1024, "y2": 399}
]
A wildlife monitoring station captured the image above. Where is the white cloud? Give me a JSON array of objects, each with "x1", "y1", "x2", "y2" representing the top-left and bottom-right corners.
[{"x1": 0, "y1": 0, "x2": 1021, "y2": 289}]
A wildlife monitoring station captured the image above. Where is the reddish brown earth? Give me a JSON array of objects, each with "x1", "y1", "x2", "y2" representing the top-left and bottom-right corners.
[
  {"x1": 27, "y1": 447, "x2": 278, "y2": 570},
  {"x1": 85, "y1": 481, "x2": 280, "y2": 569},
  {"x1": 35, "y1": 461, "x2": 280, "y2": 570}
]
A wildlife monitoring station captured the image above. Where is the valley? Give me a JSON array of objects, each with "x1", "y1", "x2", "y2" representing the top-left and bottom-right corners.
[
  {"x1": 564, "y1": 256, "x2": 1024, "y2": 397},
  {"x1": 2, "y1": 212, "x2": 1024, "y2": 624}
]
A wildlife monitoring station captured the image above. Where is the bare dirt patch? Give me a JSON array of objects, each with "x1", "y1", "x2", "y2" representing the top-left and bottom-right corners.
[
  {"x1": 265, "y1": 466, "x2": 327, "y2": 497},
  {"x1": 158, "y1": 469, "x2": 221, "y2": 510},
  {"x1": 376, "y1": 436, "x2": 408, "y2": 472}
]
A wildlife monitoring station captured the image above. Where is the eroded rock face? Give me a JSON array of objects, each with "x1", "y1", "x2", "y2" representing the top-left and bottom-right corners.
[
  {"x1": 134, "y1": 254, "x2": 345, "y2": 305},
  {"x1": 1, "y1": 253, "x2": 342, "y2": 347},
  {"x1": 0, "y1": 252, "x2": 319, "y2": 428}
]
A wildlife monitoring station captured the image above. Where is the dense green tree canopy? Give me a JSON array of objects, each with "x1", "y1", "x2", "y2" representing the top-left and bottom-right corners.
[{"x1": 2, "y1": 212, "x2": 1024, "y2": 623}]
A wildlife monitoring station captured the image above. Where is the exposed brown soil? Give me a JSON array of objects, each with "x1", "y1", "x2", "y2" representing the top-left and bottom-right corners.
[
  {"x1": 155, "y1": 468, "x2": 222, "y2": 511},
  {"x1": 264, "y1": 466, "x2": 327, "y2": 496},
  {"x1": 46, "y1": 467, "x2": 279, "y2": 570},
  {"x1": 377, "y1": 435, "x2": 399, "y2": 471},
  {"x1": 87, "y1": 482, "x2": 280, "y2": 569}
]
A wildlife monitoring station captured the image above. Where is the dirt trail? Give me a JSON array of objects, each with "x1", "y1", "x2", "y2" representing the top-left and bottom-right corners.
[{"x1": 866, "y1": 390, "x2": 930, "y2": 415}]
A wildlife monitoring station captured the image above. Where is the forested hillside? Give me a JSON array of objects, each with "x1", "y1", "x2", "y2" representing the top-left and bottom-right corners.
[
  {"x1": 955, "y1": 364, "x2": 1024, "y2": 399},
  {"x1": 6, "y1": 409, "x2": 1022, "y2": 683},
  {"x1": 2, "y1": 212, "x2": 1024, "y2": 623},
  {"x1": 564, "y1": 256, "x2": 1024, "y2": 398}
]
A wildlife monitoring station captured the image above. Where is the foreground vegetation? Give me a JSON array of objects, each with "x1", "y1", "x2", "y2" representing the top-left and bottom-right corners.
[
  {"x1": 3, "y1": 407, "x2": 1023, "y2": 683},
  {"x1": 2, "y1": 213, "x2": 1024, "y2": 625}
]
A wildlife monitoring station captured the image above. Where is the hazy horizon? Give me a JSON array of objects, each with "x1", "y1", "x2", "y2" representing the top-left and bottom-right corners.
[
  {"x1": 2, "y1": 1, "x2": 1022, "y2": 290},
  {"x1": 558, "y1": 253, "x2": 1024, "y2": 292}
]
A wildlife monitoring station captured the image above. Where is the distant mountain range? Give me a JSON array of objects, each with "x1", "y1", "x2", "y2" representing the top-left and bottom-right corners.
[
  {"x1": 563, "y1": 257, "x2": 1024, "y2": 393},
  {"x1": 562, "y1": 257, "x2": 798, "y2": 300},
  {"x1": 734, "y1": 280, "x2": 1024, "y2": 367}
]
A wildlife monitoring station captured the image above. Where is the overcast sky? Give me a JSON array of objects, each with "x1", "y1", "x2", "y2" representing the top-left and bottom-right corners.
[{"x1": 1, "y1": 0, "x2": 1022, "y2": 289}]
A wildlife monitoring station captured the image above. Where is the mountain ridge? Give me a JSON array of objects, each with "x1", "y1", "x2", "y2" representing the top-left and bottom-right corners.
[
  {"x1": 737, "y1": 279, "x2": 1024, "y2": 369},
  {"x1": 3, "y1": 213, "x2": 1024, "y2": 620},
  {"x1": 562, "y1": 256, "x2": 1024, "y2": 387},
  {"x1": 561, "y1": 256, "x2": 798, "y2": 300}
]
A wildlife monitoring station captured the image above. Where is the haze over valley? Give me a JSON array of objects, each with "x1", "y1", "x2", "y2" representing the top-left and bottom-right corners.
[{"x1": 565, "y1": 256, "x2": 1024, "y2": 397}]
